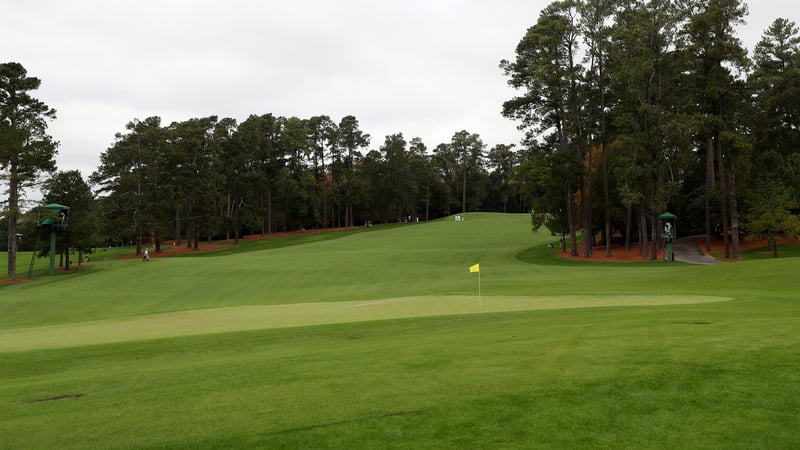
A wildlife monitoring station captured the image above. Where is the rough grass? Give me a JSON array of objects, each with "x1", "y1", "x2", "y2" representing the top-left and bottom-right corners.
[{"x1": 1, "y1": 213, "x2": 799, "y2": 449}]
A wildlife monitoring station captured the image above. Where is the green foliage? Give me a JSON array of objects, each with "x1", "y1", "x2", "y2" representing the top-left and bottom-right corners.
[
  {"x1": 743, "y1": 179, "x2": 800, "y2": 256},
  {"x1": 432, "y1": 131, "x2": 488, "y2": 215},
  {"x1": 377, "y1": 133, "x2": 413, "y2": 218},
  {"x1": 0, "y1": 62, "x2": 58, "y2": 279},
  {"x1": 502, "y1": 1, "x2": 800, "y2": 261},
  {"x1": 41, "y1": 170, "x2": 101, "y2": 258},
  {"x1": 89, "y1": 111, "x2": 502, "y2": 243},
  {"x1": 0, "y1": 63, "x2": 58, "y2": 179}
]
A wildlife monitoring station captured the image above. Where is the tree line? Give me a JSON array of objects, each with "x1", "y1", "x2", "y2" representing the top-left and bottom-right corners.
[
  {"x1": 3, "y1": 61, "x2": 526, "y2": 281},
  {"x1": 4, "y1": 0, "x2": 800, "y2": 281},
  {"x1": 502, "y1": 0, "x2": 800, "y2": 259},
  {"x1": 87, "y1": 115, "x2": 522, "y2": 256}
]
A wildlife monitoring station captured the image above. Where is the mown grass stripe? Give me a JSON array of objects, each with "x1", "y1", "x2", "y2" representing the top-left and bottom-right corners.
[{"x1": 0, "y1": 295, "x2": 730, "y2": 352}]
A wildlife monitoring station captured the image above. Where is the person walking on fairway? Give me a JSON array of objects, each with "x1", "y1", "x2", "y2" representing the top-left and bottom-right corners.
[{"x1": 143, "y1": 249, "x2": 149, "y2": 261}]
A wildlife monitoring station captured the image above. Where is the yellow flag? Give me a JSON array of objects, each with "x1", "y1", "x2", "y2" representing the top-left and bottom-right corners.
[{"x1": 469, "y1": 263, "x2": 480, "y2": 273}]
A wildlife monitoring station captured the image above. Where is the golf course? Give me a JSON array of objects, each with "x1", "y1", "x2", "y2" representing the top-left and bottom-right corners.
[{"x1": 1, "y1": 213, "x2": 798, "y2": 448}]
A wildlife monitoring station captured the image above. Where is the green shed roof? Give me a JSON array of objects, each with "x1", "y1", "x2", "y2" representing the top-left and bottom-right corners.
[
  {"x1": 44, "y1": 203, "x2": 70, "y2": 211},
  {"x1": 659, "y1": 212, "x2": 677, "y2": 220}
]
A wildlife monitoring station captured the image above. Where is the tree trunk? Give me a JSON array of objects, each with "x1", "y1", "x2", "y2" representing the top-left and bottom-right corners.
[
  {"x1": 185, "y1": 198, "x2": 193, "y2": 249},
  {"x1": 651, "y1": 174, "x2": 660, "y2": 261},
  {"x1": 566, "y1": 187, "x2": 578, "y2": 257},
  {"x1": 260, "y1": 194, "x2": 266, "y2": 235},
  {"x1": 650, "y1": 209, "x2": 659, "y2": 261},
  {"x1": 267, "y1": 185, "x2": 273, "y2": 234},
  {"x1": 462, "y1": 169, "x2": 467, "y2": 214},
  {"x1": 345, "y1": 178, "x2": 353, "y2": 228},
  {"x1": 600, "y1": 63, "x2": 611, "y2": 258},
  {"x1": 584, "y1": 142, "x2": 593, "y2": 258},
  {"x1": 728, "y1": 159, "x2": 741, "y2": 259},
  {"x1": 174, "y1": 209, "x2": 182, "y2": 247},
  {"x1": 136, "y1": 233, "x2": 142, "y2": 257},
  {"x1": 225, "y1": 193, "x2": 232, "y2": 240},
  {"x1": 322, "y1": 184, "x2": 329, "y2": 228},
  {"x1": 348, "y1": 204, "x2": 354, "y2": 228},
  {"x1": 625, "y1": 202, "x2": 632, "y2": 252},
  {"x1": 425, "y1": 184, "x2": 430, "y2": 222},
  {"x1": 603, "y1": 142, "x2": 611, "y2": 257},
  {"x1": 234, "y1": 208, "x2": 240, "y2": 245},
  {"x1": 7, "y1": 171, "x2": 19, "y2": 280},
  {"x1": 639, "y1": 202, "x2": 649, "y2": 259},
  {"x1": 345, "y1": 197, "x2": 351, "y2": 228},
  {"x1": 154, "y1": 227, "x2": 162, "y2": 253},
  {"x1": 716, "y1": 138, "x2": 730, "y2": 258},
  {"x1": 705, "y1": 136, "x2": 714, "y2": 251},
  {"x1": 322, "y1": 176, "x2": 328, "y2": 229}
]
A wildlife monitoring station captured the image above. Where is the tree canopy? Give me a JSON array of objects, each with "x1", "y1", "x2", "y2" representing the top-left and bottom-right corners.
[
  {"x1": 1, "y1": 62, "x2": 58, "y2": 279},
  {"x1": 503, "y1": 0, "x2": 800, "y2": 259}
]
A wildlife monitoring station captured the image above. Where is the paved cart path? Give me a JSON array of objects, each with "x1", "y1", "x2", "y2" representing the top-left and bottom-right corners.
[{"x1": 673, "y1": 236, "x2": 722, "y2": 265}]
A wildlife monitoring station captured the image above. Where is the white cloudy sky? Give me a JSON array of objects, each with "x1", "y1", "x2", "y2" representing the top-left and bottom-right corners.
[{"x1": 2, "y1": 0, "x2": 796, "y2": 180}]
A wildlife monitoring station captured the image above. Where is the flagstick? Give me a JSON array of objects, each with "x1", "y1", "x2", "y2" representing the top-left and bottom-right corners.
[
  {"x1": 469, "y1": 263, "x2": 482, "y2": 311},
  {"x1": 478, "y1": 271, "x2": 482, "y2": 311}
]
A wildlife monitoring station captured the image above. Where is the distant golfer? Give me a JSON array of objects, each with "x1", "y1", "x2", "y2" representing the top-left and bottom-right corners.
[{"x1": 143, "y1": 249, "x2": 149, "y2": 261}]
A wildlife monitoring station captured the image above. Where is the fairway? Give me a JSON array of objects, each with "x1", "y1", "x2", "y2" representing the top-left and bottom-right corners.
[
  {"x1": 2, "y1": 213, "x2": 799, "y2": 449},
  {"x1": 0, "y1": 294, "x2": 730, "y2": 352}
]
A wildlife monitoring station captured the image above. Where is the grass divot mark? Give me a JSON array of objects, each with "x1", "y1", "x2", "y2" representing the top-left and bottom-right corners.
[
  {"x1": 266, "y1": 409, "x2": 428, "y2": 436},
  {"x1": 25, "y1": 393, "x2": 85, "y2": 403}
]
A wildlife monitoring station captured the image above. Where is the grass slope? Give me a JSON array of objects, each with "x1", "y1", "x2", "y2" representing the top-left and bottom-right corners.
[
  {"x1": 1, "y1": 213, "x2": 799, "y2": 448},
  {"x1": 2, "y1": 214, "x2": 532, "y2": 326}
]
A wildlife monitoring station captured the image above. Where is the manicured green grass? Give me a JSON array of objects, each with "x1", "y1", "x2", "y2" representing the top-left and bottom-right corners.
[
  {"x1": 1, "y1": 213, "x2": 799, "y2": 448},
  {"x1": 701, "y1": 239, "x2": 800, "y2": 260},
  {"x1": 725, "y1": 242, "x2": 800, "y2": 260},
  {"x1": 2, "y1": 304, "x2": 798, "y2": 449},
  {"x1": 0, "y1": 245, "x2": 130, "y2": 279},
  {"x1": 0, "y1": 295, "x2": 732, "y2": 352},
  {"x1": 0, "y1": 248, "x2": 57, "y2": 277}
]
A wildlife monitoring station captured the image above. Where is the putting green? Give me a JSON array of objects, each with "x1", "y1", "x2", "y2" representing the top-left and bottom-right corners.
[{"x1": 0, "y1": 295, "x2": 730, "y2": 352}]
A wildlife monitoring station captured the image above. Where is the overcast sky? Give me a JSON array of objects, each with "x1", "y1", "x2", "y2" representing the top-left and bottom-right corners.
[{"x1": 2, "y1": 0, "x2": 796, "y2": 181}]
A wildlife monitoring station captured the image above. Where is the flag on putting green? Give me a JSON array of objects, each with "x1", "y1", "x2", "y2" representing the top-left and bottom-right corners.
[{"x1": 469, "y1": 263, "x2": 480, "y2": 273}]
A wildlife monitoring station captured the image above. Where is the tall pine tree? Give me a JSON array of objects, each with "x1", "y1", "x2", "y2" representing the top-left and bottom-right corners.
[{"x1": 1, "y1": 62, "x2": 58, "y2": 280}]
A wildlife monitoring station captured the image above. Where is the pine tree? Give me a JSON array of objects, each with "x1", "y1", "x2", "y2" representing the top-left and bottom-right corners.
[{"x1": 0, "y1": 62, "x2": 58, "y2": 280}]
